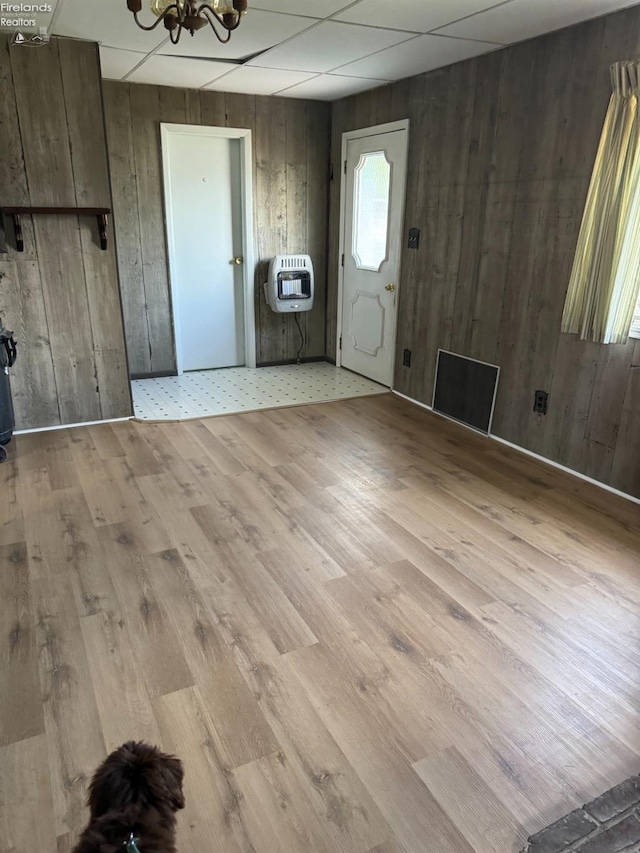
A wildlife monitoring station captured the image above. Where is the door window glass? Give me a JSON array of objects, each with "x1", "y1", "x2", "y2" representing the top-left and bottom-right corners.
[{"x1": 352, "y1": 151, "x2": 391, "y2": 271}]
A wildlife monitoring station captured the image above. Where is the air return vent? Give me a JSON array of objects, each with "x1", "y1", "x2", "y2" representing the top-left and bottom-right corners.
[{"x1": 432, "y1": 350, "x2": 499, "y2": 435}]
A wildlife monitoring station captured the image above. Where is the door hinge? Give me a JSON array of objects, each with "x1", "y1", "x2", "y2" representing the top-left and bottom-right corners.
[
  {"x1": 339, "y1": 335, "x2": 342, "y2": 350},
  {"x1": 341, "y1": 253, "x2": 344, "y2": 267},
  {"x1": 344, "y1": 160, "x2": 347, "y2": 175}
]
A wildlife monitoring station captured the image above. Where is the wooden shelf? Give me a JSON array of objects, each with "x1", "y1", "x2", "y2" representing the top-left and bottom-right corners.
[{"x1": 0, "y1": 206, "x2": 111, "y2": 252}]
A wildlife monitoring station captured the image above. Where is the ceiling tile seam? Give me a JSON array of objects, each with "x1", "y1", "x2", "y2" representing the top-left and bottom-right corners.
[
  {"x1": 122, "y1": 26, "x2": 205, "y2": 82},
  {"x1": 71, "y1": 7, "x2": 324, "y2": 67},
  {"x1": 201, "y1": 4, "x2": 513, "y2": 43},
  {"x1": 247, "y1": 4, "x2": 354, "y2": 22},
  {"x1": 156, "y1": 11, "x2": 321, "y2": 58},
  {"x1": 286, "y1": 16, "x2": 508, "y2": 43},
  {"x1": 421, "y1": 31, "x2": 507, "y2": 46},
  {"x1": 303, "y1": 18, "x2": 424, "y2": 35},
  {"x1": 121, "y1": 60, "x2": 150, "y2": 82},
  {"x1": 98, "y1": 37, "x2": 164, "y2": 49},
  {"x1": 102, "y1": 46, "x2": 148, "y2": 57},
  {"x1": 247, "y1": 53, "x2": 401, "y2": 79},
  {"x1": 246, "y1": 10, "x2": 328, "y2": 20},
  {"x1": 121, "y1": 60, "x2": 155, "y2": 81},
  {"x1": 326, "y1": 71, "x2": 388, "y2": 81},
  {"x1": 326, "y1": 33, "x2": 476, "y2": 76},
  {"x1": 117, "y1": 52, "x2": 316, "y2": 90},
  {"x1": 49, "y1": 0, "x2": 66, "y2": 33},
  {"x1": 326, "y1": 0, "x2": 370, "y2": 22},
  {"x1": 238, "y1": 16, "x2": 325, "y2": 67},
  {"x1": 322, "y1": 0, "x2": 516, "y2": 36},
  {"x1": 430, "y1": 1, "x2": 640, "y2": 42},
  {"x1": 322, "y1": 39, "x2": 509, "y2": 90},
  {"x1": 271, "y1": 71, "x2": 385, "y2": 96},
  {"x1": 198, "y1": 64, "x2": 250, "y2": 89},
  {"x1": 270, "y1": 86, "x2": 322, "y2": 98},
  {"x1": 269, "y1": 72, "x2": 327, "y2": 97},
  {"x1": 430, "y1": 0, "x2": 518, "y2": 35},
  {"x1": 275, "y1": 74, "x2": 384, "y2": 96},
  {"x1": 244, "y1": 28, "x2": 425, "y2": 77},
  {"x1": 122, "y1": 43, "x2": 174, "y2": 81}
]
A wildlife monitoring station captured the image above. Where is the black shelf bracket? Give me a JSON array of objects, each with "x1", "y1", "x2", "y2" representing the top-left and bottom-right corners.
[
  {"x1": 98, "y1": 213, "x2": 108, "y2": 250},
  {"x1": 1, "y1": 206, "x2": 111, "y2": 252},
  {"x1": 12, "y1": 213, "x2": 23, "y2": 252}
]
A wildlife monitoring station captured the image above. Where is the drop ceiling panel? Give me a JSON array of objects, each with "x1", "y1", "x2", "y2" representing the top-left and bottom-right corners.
[
  {"x1": 52, "y1": 0, "x2": 169, "y2": 52},
  {"x1": 57, "y1": 0, "x2": 640, "y2": 95},
  {"x1": 99, "y1": 46, "x2": 146, "y2": 81},
  {"x1": 335, "y1": 0, "x2": 507, "y2": 33},
  {"x1": 127, "y1": 54, "x2": 231, "y2": 87},
  {"x1": 203, "y1": 65, "x2": 317, "y2": 95},
  {"x1": 156, "y1": 9, "x2": 315, "y2": 60},
  {"x1": 435, "y1": 0, "x2": 639, "y2": 44},
  {"x1": 279, "y1": 73, "x2": 385, "y2": 100},
  {"x1": 248, "y1": 20, "x2": 416, "y2": 73},
  {"x1": 250, "y1": 0, "x2": 354, "y2": 17},
  {"x1": 335, "y1": 33, "x2": 501, "y2": 80}
]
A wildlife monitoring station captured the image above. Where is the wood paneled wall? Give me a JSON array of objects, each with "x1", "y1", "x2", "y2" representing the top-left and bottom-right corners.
[
  {"x1": 103, "y1": 83, "x2": 330, "y2": 376},
  {"x1": 329, "y1": 6, "x2": 640, "y2": 499},
  {"x1": 0, "y1": 37, "x2": 131, "y2": 430}
]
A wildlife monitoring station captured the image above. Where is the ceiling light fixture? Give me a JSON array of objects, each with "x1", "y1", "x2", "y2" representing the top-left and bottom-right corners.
[{"x1": 126, "y1": 0, "x2": 248, "y2": 45}]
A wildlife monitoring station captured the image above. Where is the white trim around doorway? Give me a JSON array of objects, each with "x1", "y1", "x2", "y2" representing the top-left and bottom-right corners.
[
  {"x1": 336, "y1": 119, "x2": 410, "y2": 388},
  {"x1": 160, "y1": 123, "x2": 256, "y2": 373}
]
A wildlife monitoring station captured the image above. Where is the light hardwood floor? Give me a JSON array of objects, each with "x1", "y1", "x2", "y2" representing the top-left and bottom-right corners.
[{"x1": 1, "y1": 394, "x2": 639, "y2": 853}]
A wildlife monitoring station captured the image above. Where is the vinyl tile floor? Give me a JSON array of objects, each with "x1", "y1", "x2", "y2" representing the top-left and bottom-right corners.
[{"x1": 131, "y1": 362, "x2": 387, "y2": 421}]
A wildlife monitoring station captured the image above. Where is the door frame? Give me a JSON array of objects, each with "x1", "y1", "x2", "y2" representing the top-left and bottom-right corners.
[
  {"x1": 336, "y1": 119, "x2": 410, "y2": 387},
  {"x1": 161, "y1": 123, "x2": 256, "y2": 374}
]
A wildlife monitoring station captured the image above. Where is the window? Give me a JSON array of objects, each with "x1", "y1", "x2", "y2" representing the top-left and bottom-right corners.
[
  {"x1": 630, "y1": 291, "x2": 640, "y2": 339},
  {"x1": 561, "y1": 61, "x2": 640, "y2": 344}
]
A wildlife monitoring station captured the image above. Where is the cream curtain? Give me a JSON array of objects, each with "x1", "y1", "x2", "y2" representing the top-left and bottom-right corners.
[{"x1": 562, "y1": 61, "x2": 640, "y2": 344}]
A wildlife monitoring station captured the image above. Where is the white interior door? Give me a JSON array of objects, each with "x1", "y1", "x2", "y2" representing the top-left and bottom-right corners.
[
  {"x1": 340, "y1": 128, "x2": 408, "y2": 386},
  {"x1": 163, "y1": 130, "x2": 244, "y2": 373}
]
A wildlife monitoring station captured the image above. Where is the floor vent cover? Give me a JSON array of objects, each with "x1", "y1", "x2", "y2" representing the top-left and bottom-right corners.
[{"x1": 432, "y1": 349, "x2": 499, "y2": 435}]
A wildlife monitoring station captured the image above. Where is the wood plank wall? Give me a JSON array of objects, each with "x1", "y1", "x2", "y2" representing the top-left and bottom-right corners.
[
  {"x1": 328, "y1": 6, "x2": 640, "y2": 499},
  {"x1": 0, "y1": 37, "x2": 131, "y2": 430},
  {"x1": 103, "y1": 83, "x2": 330, "y2": 376}
]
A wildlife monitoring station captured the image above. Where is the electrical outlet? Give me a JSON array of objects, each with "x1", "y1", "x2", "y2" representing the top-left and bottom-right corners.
[
  {"x1": 533, "y1": 390, "x2": 548, "y2": 415},
  {"x1": 403, "y1": 349, "x2": 411, "y2": 367},
  {"x1": 408, "y1": 228, "x2": 420, "y2": 250}
]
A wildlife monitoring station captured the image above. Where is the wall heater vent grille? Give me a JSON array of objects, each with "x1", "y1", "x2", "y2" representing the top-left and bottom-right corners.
[{"x1": 278, "y1": 256, "x2": 309, "y2": 270}]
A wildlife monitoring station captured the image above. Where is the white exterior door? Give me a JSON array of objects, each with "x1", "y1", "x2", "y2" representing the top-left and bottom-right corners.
[
  {"x1": 340, "y1": 128, "x2": 408, "y2": 386},
  {"x1": 163, "y1": 130, "x2": 244, "y2": 373}
]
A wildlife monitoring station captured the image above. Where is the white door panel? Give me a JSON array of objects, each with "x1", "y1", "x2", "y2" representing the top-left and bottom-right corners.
[
  {"x1": 341, "y1": 128, "x2": 408, "y2": 386},
  {"x1": 350, "y1": 291, "x2": 385, "y2": 355},
  {"x1": 164, "y1": 132, "x2": 244, "y2": 373}
]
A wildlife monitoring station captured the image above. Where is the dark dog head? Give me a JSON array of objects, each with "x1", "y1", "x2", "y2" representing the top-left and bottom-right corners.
[{"x1": 88, "y1": 741, "x2": 185, "y2": 820}]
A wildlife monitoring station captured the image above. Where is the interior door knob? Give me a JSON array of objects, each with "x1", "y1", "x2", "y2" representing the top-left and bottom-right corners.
[
  {"x1": 385, "y1": 282, "x2": 396, "y2": 292},
  {"x1": 232, "y1": 256, "x2": 243, "y2": 265}
]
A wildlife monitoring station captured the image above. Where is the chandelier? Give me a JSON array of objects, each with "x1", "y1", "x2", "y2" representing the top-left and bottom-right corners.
[{"x1": 126, "y1": 0, "x2": 248, "y2": 45}]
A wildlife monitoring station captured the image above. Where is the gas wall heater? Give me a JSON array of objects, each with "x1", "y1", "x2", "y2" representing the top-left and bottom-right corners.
[{"x1": 264, "y1": 254, "x2": 314, "y2": 314}]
